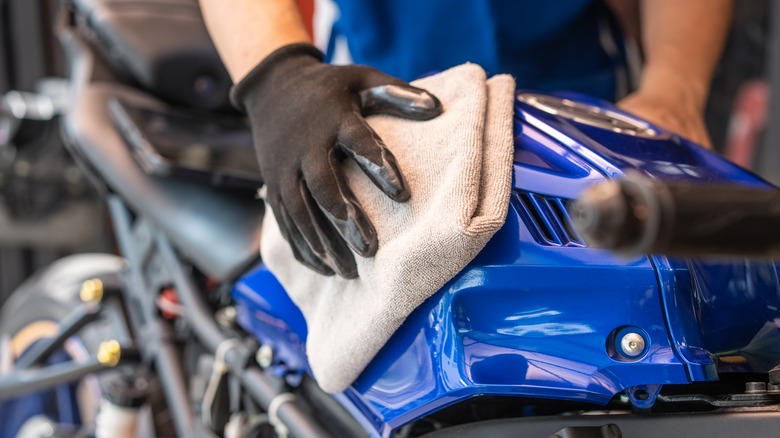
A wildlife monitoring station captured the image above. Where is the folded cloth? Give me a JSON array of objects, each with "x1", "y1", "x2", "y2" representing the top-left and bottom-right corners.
[{"x1": 261, "y1": 64, "x2": 516, "y2": 393}]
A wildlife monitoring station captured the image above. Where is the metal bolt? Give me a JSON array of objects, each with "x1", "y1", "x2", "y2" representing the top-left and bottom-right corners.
[
  {"x1": 215, "y1": 306, "x2": 238, "y2": 328},
  {"x1": 256, "y1": 345, "x2": 274, "y2": 369},
  {"x1": 619, "y1": 332, "x2": 646, "y2": 357},
  {"x1": 746, "y1": 382, "x2": 767, "y2": 394},
  {"x1": 80, "y1": 279, "x2": 104, "y2": 303},
  {"x1": 97, "y1": 340, "x2": 122, "y2": 367}
]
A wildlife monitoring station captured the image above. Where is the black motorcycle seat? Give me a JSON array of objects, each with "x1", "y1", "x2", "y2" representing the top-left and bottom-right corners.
[
  {"x1": 62, "y1": 82, "x2": 263, "y2": 282},
  {"x1": 72, "y1": 0, "x2": 232, "y2": 111}
]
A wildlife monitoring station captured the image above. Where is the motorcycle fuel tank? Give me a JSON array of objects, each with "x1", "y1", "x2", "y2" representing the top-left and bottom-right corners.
[{"x1": 232, "y1": 92, "x2": 780, "y2": 436}]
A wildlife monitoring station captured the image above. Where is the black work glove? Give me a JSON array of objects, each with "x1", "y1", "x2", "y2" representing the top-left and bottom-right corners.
[{"x1": 232, "y1": 43, "x2": 442, "y2": 278}]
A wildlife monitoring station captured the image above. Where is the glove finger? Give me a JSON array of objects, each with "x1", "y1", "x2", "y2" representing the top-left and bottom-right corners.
[
  {"x1": 271, "y1": 194, "x2": 335, "y2": 276},
  {"x1": 301, "y1": 150, "x2": 379, "y2": 257},
  {"x1": 300, "y1": 179, "x2": 358, "y2": 278},
  {"x1": 283, "y1": 175, "x2": 358, "y2": 277},
  {"x1": 279, "y1": 176, "x2": 328, "y2": 256},
  {"x1": 337, "y1": 115, "x2": 410, "y2": 203},
  {"x1": 359, "y1": 71, "x2": 442, "y2": 120}
]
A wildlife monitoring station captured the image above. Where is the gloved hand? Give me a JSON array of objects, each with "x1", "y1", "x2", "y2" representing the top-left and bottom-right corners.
[{"x1": 232, "y1": 43, "x2": 442, "y2": 278}]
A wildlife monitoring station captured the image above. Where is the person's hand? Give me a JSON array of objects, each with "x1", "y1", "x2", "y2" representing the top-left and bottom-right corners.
[
  {"x1": 618, "y1": 90, "x2": 712, "y2": 148},
  {"x1": 617, "y1": 71, "x2": 712, "y2": 148},
  {"x1": 232, "y1": 43, "x2": 442, "y2": 278}
]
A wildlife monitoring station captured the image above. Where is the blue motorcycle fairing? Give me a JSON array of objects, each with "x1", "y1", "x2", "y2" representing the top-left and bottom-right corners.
[{"x1": 232, "y1": 92, "x2": 780, "y2": 436}]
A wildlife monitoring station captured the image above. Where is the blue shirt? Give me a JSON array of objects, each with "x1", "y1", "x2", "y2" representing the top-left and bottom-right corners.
[{"x1": 329, "y1": 0, "x2": 626, "y2": 101}]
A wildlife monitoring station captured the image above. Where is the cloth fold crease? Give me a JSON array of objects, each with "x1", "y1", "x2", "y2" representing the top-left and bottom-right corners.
[{"x1": 261, "y1": 64, "x2": 516, "y2": 393}]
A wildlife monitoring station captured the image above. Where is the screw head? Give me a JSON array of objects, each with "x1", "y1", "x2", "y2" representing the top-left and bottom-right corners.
[
  {"x1": 80, "y1": 279, "x2": 104, "y2": 303},
  {"x1": 97, "y1": 340, "x2": 121, "y2": 366},
  {"x1": 215, "y1": 306, "x2": 238, "y2": 328},
  {"x1": 619, "y1": 332, "x2": 646, "y2": 357},
  {"x1": 746, "y1": 382, "x2": 768, "y2": 394},
  {"x1": 256, "y1": 345, "x2": 274, "y2": 368}
]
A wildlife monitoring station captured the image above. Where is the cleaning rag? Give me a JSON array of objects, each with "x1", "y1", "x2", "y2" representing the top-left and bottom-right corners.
[{"x1": 261, "y1": 63, "x2": 516, "y2": 393}]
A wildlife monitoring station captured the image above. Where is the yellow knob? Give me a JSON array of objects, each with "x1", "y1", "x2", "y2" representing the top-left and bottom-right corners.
[
  {"x1": 97, "y1": 340, "x2": 121, "y2": 366},
  {"x1": 80, "y1": 279, "x2": 104, "y2": 303}
]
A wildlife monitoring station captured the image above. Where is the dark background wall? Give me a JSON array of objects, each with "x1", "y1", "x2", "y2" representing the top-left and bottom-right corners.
[{"x1": 0, "y1": 0, "x2": 110, "y2": 305}]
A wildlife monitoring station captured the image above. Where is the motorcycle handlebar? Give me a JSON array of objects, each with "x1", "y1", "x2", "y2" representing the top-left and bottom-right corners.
[{"x1": 571, "y1": 172, "x2": 780, "y2": 259}]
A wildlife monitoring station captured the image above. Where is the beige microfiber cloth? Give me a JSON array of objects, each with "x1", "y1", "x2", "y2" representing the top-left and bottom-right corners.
[{"x1": 261, "y1": 64, "x2": 516, "y2": 393}]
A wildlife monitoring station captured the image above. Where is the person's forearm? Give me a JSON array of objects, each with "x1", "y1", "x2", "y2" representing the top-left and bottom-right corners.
[
  {"x1": 199, "y1": 0, "x2": 310, "y2": 82},
  {"x1": 638, "y1": 0, "x2": 732, "y2": 110}
]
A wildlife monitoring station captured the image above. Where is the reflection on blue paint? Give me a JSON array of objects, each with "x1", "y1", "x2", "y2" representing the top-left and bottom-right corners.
[{"x1": 233, "y1": 92, "x2": 780, "y2": 436}]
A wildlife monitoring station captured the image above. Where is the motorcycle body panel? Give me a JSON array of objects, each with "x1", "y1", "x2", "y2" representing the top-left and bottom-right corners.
[{"x1": 232, "y1": 93, "x2": 780, "y2": 436}]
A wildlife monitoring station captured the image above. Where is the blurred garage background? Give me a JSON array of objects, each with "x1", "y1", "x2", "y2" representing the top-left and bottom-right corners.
[{"x1": 0, "y1": 0, "x2": 113, "y2": 304}]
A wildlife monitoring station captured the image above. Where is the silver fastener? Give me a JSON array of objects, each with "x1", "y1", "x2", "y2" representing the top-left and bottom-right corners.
[
  {"x1": 256, "y1": 345, "x2": 275, "y2": 368},
  {"x1": 746, "y1": 382, "x2": 767, "y2": 394},
  {"x1": 215, "y1": 306, "x2": 238, "y2": 328},
  {"x1": 619, "y1": 332, "x2": 646, "y2": 357}
]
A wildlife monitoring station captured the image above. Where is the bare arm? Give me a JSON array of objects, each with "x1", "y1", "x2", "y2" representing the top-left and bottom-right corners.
[
  {"x1": 199, "y1": 0, "x2": 311, "y2": 82},
  {"x1": 619, "y1": 0, "x2": 733, "y2": 147},
  {"x1": 639, "y1": 0, "x2": 732, "y2": 112}
]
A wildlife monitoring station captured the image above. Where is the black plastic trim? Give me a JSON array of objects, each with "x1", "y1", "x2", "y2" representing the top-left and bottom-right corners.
[{"x1": 420, "y1": 409, "x2": 780, "y2": 438}]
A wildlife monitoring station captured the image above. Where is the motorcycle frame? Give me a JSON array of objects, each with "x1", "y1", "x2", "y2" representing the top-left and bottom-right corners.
[
  {"x1": 0, "y1": 9, "x2": 361, "y2": 436},
  {"x1": 0, "y1": 194, "x2": 362, "y2": 437}
]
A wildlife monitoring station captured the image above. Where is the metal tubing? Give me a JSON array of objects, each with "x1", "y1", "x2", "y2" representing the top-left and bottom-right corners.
[
  {"x1": 14, "y1": 302, "x2": 103, "y2": 369},
  {"x1": 107, "y1": 198, "x2": 173, "y2": 351},
  {"x1": 0, "y1": 359, "x2": 108, "y2": 401},
  {"x1": 154, "y1": 234, "x2": 223, "y2": 353},
  {"x1": 107, "y1": 196, "x2": 208, "y2": 438},
  {"x1": 155, "y1": 341, "x2": 205, "y2": 436},
  {"x1": 242, "y1": 369, "x2": 327, "y2": 438},
  {"x1": 110, "y1": 196, "x2": 329, "y2": 437},
  {"x1": 153, "y1": 226, "x2": 332, "y2": 438}
]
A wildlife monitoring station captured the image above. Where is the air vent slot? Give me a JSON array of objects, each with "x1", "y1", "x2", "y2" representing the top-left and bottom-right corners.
[{"x1": 513, "y1": 191, "x2": 585, "y2": 247}]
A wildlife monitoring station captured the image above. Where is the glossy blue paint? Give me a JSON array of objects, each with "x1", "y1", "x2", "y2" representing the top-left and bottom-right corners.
[
  {"x1": 233, "y1": 92, "x2": 780, "y2": 436},
  {"x1": 655, "y1": 258, "x2": 780, "y2": 377},
  {"x1": 233, "y1": 266, "x2": 308, "y2": 376},
  {"x1": 522, "y1": 91, "x2": 770, "y2": 187}
]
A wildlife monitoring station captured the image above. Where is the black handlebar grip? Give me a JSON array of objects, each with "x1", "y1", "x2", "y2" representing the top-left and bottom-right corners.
[{"x1": 571, "y1": 172, "x2": 780, "y2": 259}]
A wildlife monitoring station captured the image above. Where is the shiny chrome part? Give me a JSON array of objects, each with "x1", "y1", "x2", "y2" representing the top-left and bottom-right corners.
[
  {"x1": 16, "y1": 415, "x2": 58, "y2": 438},
  {"x1": 517, "y1": 93, "x2": 658, "y2": 138},
  {"x1": 619, "y1": 332, "x2": 646, "y2": 358},
  {"x1": 215, "y1": 306, "x2": 238, "y2": 328},
  {"x1": 3, "y1": 91, "x2": 56, "y2": 121},
  {"x1": 256, "y1": 345, "x2": 274, "y2": 369},
  {"x1": 95, "y1": 399, "x2": 141, "y2": 438},
  {"x1": 745, "y1": 382, "x2": 768, "y2": 394},
  {"x1": 0, "y1": 335, "x2": 11, "y2": 375}
]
